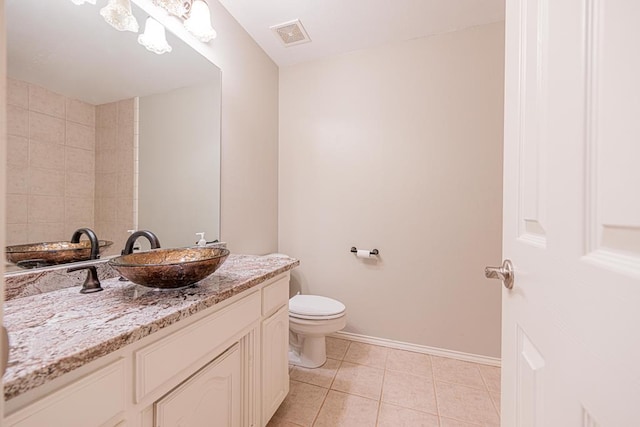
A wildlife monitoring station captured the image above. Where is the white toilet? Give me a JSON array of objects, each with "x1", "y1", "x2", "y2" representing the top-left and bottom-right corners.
[{"x1": 288, "y1": 294, "x2": 347, "y2": 368}]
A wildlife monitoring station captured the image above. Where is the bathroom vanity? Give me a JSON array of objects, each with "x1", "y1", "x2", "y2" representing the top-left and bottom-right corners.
[{"x1": 2, "y1": 254, "x2": 298, "y2": 427}]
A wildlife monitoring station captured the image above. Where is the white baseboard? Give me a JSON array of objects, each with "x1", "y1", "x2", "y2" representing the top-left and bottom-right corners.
[{"x1": 330, "y1": 331, "x2": 501, "y2": 367}]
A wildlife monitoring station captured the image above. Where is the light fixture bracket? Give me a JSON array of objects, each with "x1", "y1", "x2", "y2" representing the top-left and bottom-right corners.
[{"x1": 151, "y1": 0, "x2": 193, "y2": 19}]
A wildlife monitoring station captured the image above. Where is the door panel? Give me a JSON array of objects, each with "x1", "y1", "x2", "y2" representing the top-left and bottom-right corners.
[{"x1": 503, "y1": 0, "x2": 640, "y2": 425}]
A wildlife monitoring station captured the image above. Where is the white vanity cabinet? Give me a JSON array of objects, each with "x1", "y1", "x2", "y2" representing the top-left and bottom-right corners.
[
  {"x1": 3, "y1": 272, "x2": 292, "y2": 427},
  {"x1": 260, "y1": 275, "x2": 291, "y2": 426},
  {"x1": 154, "y1": 344, "x2": 242, "y2": 427}
]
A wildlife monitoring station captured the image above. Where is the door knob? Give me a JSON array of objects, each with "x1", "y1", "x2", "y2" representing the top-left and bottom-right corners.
[{"x1": 485, "y1": 259, "x2": 514, "y2": 289}]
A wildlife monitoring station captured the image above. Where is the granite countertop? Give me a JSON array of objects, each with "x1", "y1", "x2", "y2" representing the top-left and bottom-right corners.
[{"x1": 3, "y1": 254, "x2": 299, "y2": 401}]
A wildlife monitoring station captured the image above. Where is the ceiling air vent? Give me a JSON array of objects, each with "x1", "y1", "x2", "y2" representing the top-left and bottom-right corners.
[{"x1": 271, "y1": 19, "x2": 311, "y2": 47}]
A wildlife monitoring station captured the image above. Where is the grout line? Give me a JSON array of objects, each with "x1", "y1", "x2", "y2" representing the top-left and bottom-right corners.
[{"x1": 430, "y1": 353, "x2": 441, "y2": 421}]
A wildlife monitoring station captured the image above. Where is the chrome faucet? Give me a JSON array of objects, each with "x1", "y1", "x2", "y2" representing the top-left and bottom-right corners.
[{"x1": 122, "y1": 230, "x2": 161, "y2": 255}]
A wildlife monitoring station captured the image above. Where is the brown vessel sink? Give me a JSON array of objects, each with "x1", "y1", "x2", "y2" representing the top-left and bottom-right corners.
[
  {"x1": 6, "y1": 240, "x2": 113, "y2": 268},
  {"x1": 109, "y1": 247, "x2": 230, "y2": 289}
]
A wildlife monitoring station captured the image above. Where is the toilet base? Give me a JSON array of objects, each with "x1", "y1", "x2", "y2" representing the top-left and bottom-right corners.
[{"x1": 288, "y1": 333, "x2": 327, "y2": 368}]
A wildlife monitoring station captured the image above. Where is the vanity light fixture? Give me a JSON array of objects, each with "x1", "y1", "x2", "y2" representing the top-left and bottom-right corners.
[
  {"x1": 152, "y1": 0, "x2": 217, "y2": 42},
  {"x1": 100, "y1": 0, "x2": 139, "y2": 32},
  {"x1": 138, "y1": 17, "x2": 173, "y2": 54}
]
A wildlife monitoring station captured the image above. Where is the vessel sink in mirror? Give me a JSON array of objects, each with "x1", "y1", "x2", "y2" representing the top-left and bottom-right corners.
[
  {"x1": 5, "y1": 0, "x2": 221, "y2": 273},
  {"x1": 6, "y1": 240, "x2": 113, "y2": 269},
  {"x1": 109, "y1": 247, "x2": 230, "y2": 289}
]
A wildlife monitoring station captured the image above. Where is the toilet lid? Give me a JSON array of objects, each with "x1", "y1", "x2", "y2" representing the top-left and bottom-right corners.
[{"x1": 289, "y1": 295, "x2": 346, "y2": 317}]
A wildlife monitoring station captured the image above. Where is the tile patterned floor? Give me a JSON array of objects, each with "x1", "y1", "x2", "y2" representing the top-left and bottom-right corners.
[{"x1": 267, "y1": 338, "x2": 501, "y2": 427}]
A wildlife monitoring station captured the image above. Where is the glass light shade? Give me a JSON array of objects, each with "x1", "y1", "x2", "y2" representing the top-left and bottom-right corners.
[
  {"x1": 100, "y1": 0, "x2": 139, "y2": 32},
  {"x1": 70, "y1": 0, "x2": 97, "y2": 4},
  {"x1": 138, "y1": 17, "x2": 172, "y2": 54},
  {"x1": 184, "y1": 0, "x2": 217, "y2": 42}
]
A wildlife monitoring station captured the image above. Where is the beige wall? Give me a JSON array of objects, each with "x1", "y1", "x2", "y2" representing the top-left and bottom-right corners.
[
  {"x1": 6, "y1": 79, "x2": 96, "y2": 245},
  {"x1": 94, "y1": 98, "x2": 136, "y2": 256},
  {"x1": 279, "y1": 23, "x2": 504, "y2": 357},
  {"x1": 207, "y1": 0, "x2": 279, "y2": 254}
]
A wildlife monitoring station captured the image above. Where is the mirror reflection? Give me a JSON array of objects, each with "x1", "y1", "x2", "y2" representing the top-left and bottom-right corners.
[{"x1": 5, "y1": 0, "x2": 222, "y2": 272}]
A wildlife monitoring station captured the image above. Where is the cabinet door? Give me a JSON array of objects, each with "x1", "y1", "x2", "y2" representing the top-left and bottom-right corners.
[
  {"x1": 155, "y1": 344, "x2": 241, "y2": 427},
  {"x1": 261, "y1": 306, "x2": 289, "y2": 426}
]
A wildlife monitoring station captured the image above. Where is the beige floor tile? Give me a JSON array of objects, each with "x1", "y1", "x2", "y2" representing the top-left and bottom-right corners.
[
  {"x1": 382, "y1": 370, "x2": 438, "y2": 414},
  {"x1": 385, "y1": 348, "x2": 433, "y2": 378},
  {"x1": 439, "y1": 417, "x2": 483, "y2": 426},
  {"x1": 290, "y1": 358, "x2": 341, "y2": 388},
  {"x1": 326, "y1": 337, "x2": 350, "y2": 360},
  {"x1": 270, "y1": 380, "x2": 328, "y2": 427},
  {"x1": 436, "y1": 381, "x2": 500, "y2": 426},
  {"x1": 343, "y1": 342, "x2": 388, "y2": 368},
  {"x1": 377, "y1": 403, "x2": 440, "y2": 427},
  {"x1": 432, "y1": 356, "x2": 485, "y2": 389},
  {"x1": 313, "y1": 390, "x2": 379, "y2": 427},
  {"x1": 331, "y1": 361, "x2": 384, "y2": 400},
  {"x1": 489, "y1": 390, "x2": 501, "y2": 414},
  {"x1": 479, "y1": 365, "x2": 501, "y2": 392},
  {"x1": 267, "y1": 418, "x2": 305, "y2": 427}
]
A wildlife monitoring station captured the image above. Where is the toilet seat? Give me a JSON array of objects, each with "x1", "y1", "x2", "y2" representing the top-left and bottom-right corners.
[{"x1": 289, "y1": 295, "x2": 346, "y2": 320}]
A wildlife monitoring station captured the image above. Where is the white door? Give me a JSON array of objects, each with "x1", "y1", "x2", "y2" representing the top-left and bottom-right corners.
[{"x1": 499, "y1": 0, "x2": 640, "y2": 425}]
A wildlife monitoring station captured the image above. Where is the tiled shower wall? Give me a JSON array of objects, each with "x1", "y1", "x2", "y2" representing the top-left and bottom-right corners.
[
  {"x1": 6, "y1": 78, "x2": 136, "y2": 254},
  {"x1": 6, "y1": 79, "x2": 96, "y2": 245},
  {"x1": 94, "y1": 99, "x2": 137, "y2": 257}
]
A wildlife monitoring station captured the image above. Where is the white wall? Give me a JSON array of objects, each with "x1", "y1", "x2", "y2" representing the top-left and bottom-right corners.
[{"x1": 279, "y1": 23, "x2": 504, "y2": 357}]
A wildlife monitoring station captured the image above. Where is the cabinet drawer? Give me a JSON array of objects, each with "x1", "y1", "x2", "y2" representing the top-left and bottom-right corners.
[
  {"x1": 135, "y1": 291, "x2": 260, "y2": 402},
  {"x1": 5, "y1": 359, "x2": 125, "y2": 427},
  {"x1": 262, "y1": 275, "x2": 289, "y2": 316}
]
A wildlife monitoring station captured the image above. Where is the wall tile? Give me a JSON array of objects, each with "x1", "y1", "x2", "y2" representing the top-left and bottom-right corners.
[
  {"x1": 118, "y1": 98, "x2": 134, "y2": 126},
  {"x1": 7, "y1": 224, "x2": 28, "y2": 246},
  {"x1": 29, "y1": 168, "x2": 65, "y2": 196},
  {"x1": 95, "y1": 124, "x2": 116, "y2": 151},
  {"x1": 8, "y1": 105, "x2": 29, "y2": 137},
  {"x1": 29, "y1": 84, "x2": 66, "y2": 119},
  {"x1": 65, "y1": 146, "x2": 95, "y2": 175},
  {"x1": 96, "y1": 197, "x2": 117, "y2": 223},
  {"x1": 66, "y1": 122, "x2": 95, "y2": 150},
  {"x1": 7, "y1": 194, "x2": 28, "y2": 224},
  {"x1": 7, "y1": 163, "x2": 29, "y2": 194},
  {"x1": 116, "y1": 147, "x2": 134, "y2": 173},
  {"x1": 116, "y1": 196, "x2": 134, "y2": 225},
  {"x1": 28, "y1": 196, "x2": 64, "y2": 223},
  {"x1": 7, "y1": 135, "x2": 29, "y2": 166},
  {"x1": 30, "y1": 111, "x2": 65, "y2": 144},
  {"x1": 95, "y1": 149, "x2": 117, "y2": 173},
  {"x1": 96, "y1": 173, "x2": 117, "y2": 198},
  {"x1": 117, "y1": 122, "x2": 134, "y2": 150},
  {"x1": 66, "y1": 171, "x2": 95, "y2": 198},
  {"x1": 116, "y1": 173, "x2": 134, "y2": 199},
  {"x1": 65, "y1": 197, "x2": 95, "y2": 224},
  {"x1": 96, "y1": 102, "x2": 117, "y2": 128},
  {"x1": 28, "y1": 222, "x2": 65, "y2": 243},
  {"x1": 66, "y1": 98, "x2": 95, "y2": 126},
  {"x1": 8, "y1": 78, "x2": 28, "y2": 108},
  {"x1": 30, "y1": 141, "x2": 65, "y2": 171}
]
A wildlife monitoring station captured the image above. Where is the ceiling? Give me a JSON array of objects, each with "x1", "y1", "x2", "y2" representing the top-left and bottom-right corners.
[{"x1": 217, "y1": 0, "x2": 505, "y2": 67}]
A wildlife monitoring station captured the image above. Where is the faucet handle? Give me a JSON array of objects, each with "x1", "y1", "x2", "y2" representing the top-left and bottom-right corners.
[{"x1": 67, "y1": 265, "x2": 103, "y2": 294}]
